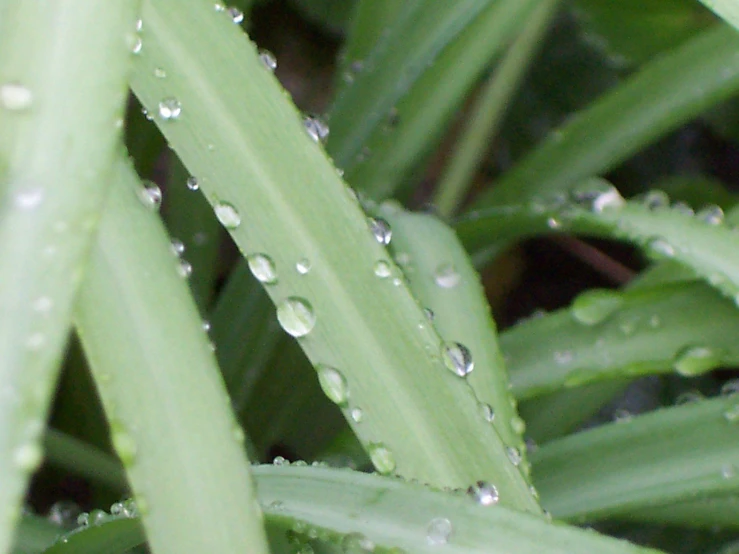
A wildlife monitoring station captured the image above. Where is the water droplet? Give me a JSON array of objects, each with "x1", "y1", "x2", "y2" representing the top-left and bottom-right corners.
[
  {"x1": 672, "y1": 201, "x2": 694, "y2": 217},
  {"x1": 467, "y1": 481, "x2": 499, "y2": 506},
  {"x1": 121, "y1": 499, "x2": 139, "y2": 518},
  {"x1": 641, "y1": 189, "x2": 669, "y2": 210},
  {"x1": 553, "y1": 350, "x2": 573, "y2": 365},
  {"x1": 525, "y1": 437, "x2": 539, "y2": 454},
  {"x1": 342, "y1": 532, "x2": 375, "y2": 553},
  {"x1": 153, "y1": 67, "x2": 167, "y2": 79},
  {"x1": 186, "y1": 176, "x2": 199, "y2": 191},
  {"x1": 1, "y1": 82, "x2": 33, "y2": 111},
  {"x1": 129, "y1": 35, "x2": 143, "y2": 54},
  {"x1": 570, "y1": 182, "x2": 624, "y2": 213},
  {"x1": 177, "y1": 259, "x2": 192, "y2": 278},
  {"x1": 723, "y1": 404, "x2": 739, "y2": 423},
  {"x1": 138, "y1": 181, "x2": 162, "y2": 210},
  {"x1": 511, "y1": 415, "x2": 526, "y2": 434},
  {"x1": 247, "y1": 253, "x2": 278, "y2": 284},
  {"x1": 350, "y1": 407, "x2": 363, "y2": 423},
  {"x1": 202, "y1": 320, "x2": 211, "y2": 333},
  {"x1": 316, "y1": 365, "x2": 349, "y2": 406},
  {"x1": 277, "y1": 297, "x2": 316, "y2": 337},
  {"x1": 259, "y1": 49, "x2": 277, "y2": 72},
  {"x1": 368, "y1": 443, "x2": 395, "y2": 474},
  {"x1": 571, "y1": 289, "x2": 623, "y2": 325},
  {"x1": 722, "y1": 464, "x2": 736, "y2": 479},
  {"x1": 675, "y1": 390, "x2": 703, "y2": 405},
  {"x1": 546, "y1": 217, "x2": 561, "y2": 229},
  {"x1": 373, "y1": 260, "x2": 391, "y2": 279},
  {"x1": 110, "y1": 502, "x2": 124, "y2": 516},
  {"x1": 647, "y1": 237, "x2": 675, "y2": 258},
  {"x1": 369, "y1": 217, "x2": 392, "y2": 245},
  {"x1": 649, "y1": 315, "x2": 661, "y2": 328},
  {"x1": 296, "y1": 258, "x2": 311, "y2": 275},
  {"x1": 480, "y1": 403, "x2": 495, "y2": 422},
  {"x1": 111, "y1": 427, "x2": 137, "y2": 466},
  {"x1": 89, "y1": 509, "x2": 108, "y2": 526},
  {"x1": 48, "y1": 501, "x2": 81, "y2": 528},
  {"x1": 77, "y1": 512, "x2": 90, "y2": 527},
  {"x1": 214, "y1": 201, "x2": 241, "y2": 228},
  {"x1": 303, "y1": 115, "x2": 329, "y2": 143},
  {"x1": 135, "y1": 18, "x2": 143, "y2": 31},
  {"x1": 426, "y1": 517, "x2": 452, "y2": 545},
  {"x1": 506, "y1": 446, "x2": 522, "y2": 466},
  {"x1": 441, "y1": 342, "x2": 473, "y2": 377},
  {"x1": 171, "y1": 239, "x2": 185, "y2": 256},
  {"x1": 434, "y1": 263, "x2": 461, "y2": 288},
  {"x1": 613, "y1": 408, "x2": 632, "y2": 423},
  {"x1": 423, "y1": 308, "x2": 434, "y2": 321},
  {"x1": 228, "y1": 6, "x2": 244, "y2": 23},
  {"x1": 698, "y1": 204, "x2": 724, "y2": 225},
  {"x1": 214, "y1": 3, "x2": 225, "y2": 11},
  {"x1": 721, "y1": 379, "x2": 739, "y2": 397},
  {"x1": 15, "y1": 188, "x2": 44, "y2": 210},
  {"x1": 158, "y1": 97, "x2": 182, "y2": 120},
  {"x1": 14, "y1": 443, "x2": 42, "y2": 472},
  {"x1": 673, "y1": 346, "x2": 721, "y2": 377}
]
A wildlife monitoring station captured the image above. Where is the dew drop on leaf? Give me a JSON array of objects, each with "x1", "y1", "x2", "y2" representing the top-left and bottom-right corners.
[
  {"x1": 0, "y1": 82, "x2": 33, "y2": 111},
  {"x1": 177, "y1": 259, "x2": 193, "y2": 278},
  {"x1": 170, "y1": 238, "x2": 185, "y2": 256},
  {"x1": 296, "y1": 258, "x2": 311, "y2": 275},
  {"x1": 467, "y1": 481, "x2": 499, "y2": 506},
  {"x1": 259, "y1": 49, "x2": 277, "y2": 72},
  {"x1": 426, "y1": 517, "x2": 452, "y2": 545},
  {"x1": 138, "y1": 181, "x2": 162, "y2": 210},
  {"x1": 434, "y1": 263, "x2": 461, "y2": 288},
  {"x1": 506, "y1": 446, "x2": 522, "y2": 467},
  {"x1": 277, "y1": 297, "x2": 316, "y2": 337},
  {"x1": 368, "y1": 443, "x2": 395, "y2": 474},
  {"x1": 646, "y1": 236, "x2": 675, "y2": 258},
  {"x1": 673, "y1": 346, "x2": 721, "y2": 377},
  {"x1": 214, "y1": 201, "x2": 241, "y2": 228},
  {"x1": 723, "y1": 404, "x2": 739, "y2": 423},
  {"x1": 303, "y1": 115, "x2": 329, "y2": 143},
  {"x1": 158, "y1": 97, "x2": 182, "y2": 120},
  {"x1": 369, "y1": 217, "x2": 392, "y2": 245},
  {"x1": 341, "y1": 532, "x2": 375, "y2": 553},
  {"x1": 247, "y1": 253, "x2": 278, "y2": 284},
  {"x1": 571, "y1": 289, "x2": 623, "y2": 325},
  {"x1": 316, "y1": 365, "x2": 349, "y2": 406},
  {"x1": 480, "y1": 403, "x2": 495, "y2": 422},
  {"x1": 350, "y1": 407, "x2": 363, "y2": 423},
  {"x1": 48, "y1": 501, "x2": 81, "y2": 528},
  {"x1": 721, "y1": 379, "x2": 739, "y2": 397},
  {"x1": 373, "y1": 260, "x2": 391, "y2": 279},
  {"x1": 186, "y1": 176, "x2": 199, "y2": 191},
  {"x1": 228, "y1": 6, "x2": 244, "y2": 23},
  {"x1": 441, "y1": 342, "x2": 474, "y2": 376},
  {"x1": 640, "y1": 189, "x2": 669, "y2": 210},
  {"x1": 153, "y1": 67, "x2": 167, "y2": 79},
  {"x1": 698, "y1": 204, "x2": 724, "y2": 225}
]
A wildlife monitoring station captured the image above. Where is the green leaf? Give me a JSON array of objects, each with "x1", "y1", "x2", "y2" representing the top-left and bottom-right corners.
[
  {"x1": 130, "y1": 0, "x2": 539, "y2": 507},
  {"x1": 0, "y1": 2, "x2": 137, "y2": 551},
  {"x1": 698, "y1": 1, "x2": 739, "y2": 32},
  {"x1": 254, "y1": 465, "x2": 664, "y2": 554},
  {"x1": 532, "y1": 395, "x2": 739, "y2": 522},
  {"x1": 74, "y1": 154, "x2": 270, "y2": 554},
  {"x1": 472, "y1": 24, "x2": 739, "y2": 208},
  {"x1": 42, "y1": 517, "x2": 145, "y2": 554}
]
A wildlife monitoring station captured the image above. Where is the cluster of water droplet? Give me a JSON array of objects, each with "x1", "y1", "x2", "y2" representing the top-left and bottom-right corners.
[{"x1": 50, "y1": 499, "x2": 140, "y2": 545}]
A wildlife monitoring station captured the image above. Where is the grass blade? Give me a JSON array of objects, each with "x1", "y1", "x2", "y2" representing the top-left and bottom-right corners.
[
  {"x1": 698, "y1": 1, "x2": 739, "y2": 31},
  {"x1": 42, "y1": 517, "x2": 144, "y2": 554},
  {"x1": 254, "y1": 465, "x2": 663, "y2": 554},
  {"x1": 0, "y1": 3, "x2": 137, "y2": 551},
  {"x1": 74, "y1": 154, "x2": 270, "y2": 554},
  {"x1": 129, "y1": 0, "x2": 539, "y2": 505},
  {"x1": 532, "y1": 395, "x2": 739, "y2": 522},
  {"x1": 472, "y1": 24, "x2": 739, "y2": 207}
]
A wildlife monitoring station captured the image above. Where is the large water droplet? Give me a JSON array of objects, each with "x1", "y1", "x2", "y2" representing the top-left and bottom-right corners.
[
  {"x1": 316, "y1": 365, "x2": 349, "y2": 406},
  {"x1": 138, "y1": 181, "x2": 162, "y2": 210},
  {"x1": 426, "y1": 517, "x2": 452, "y2": 546},
  {"x1": 304, "y1": 115, "x2": 329, "y2": 143},
  {"x1": 214, "y1": 201, "x2": 241, "y2": 228},
  {"x1": 673, "y1": 346, "x2": 721, "y2": 377},
  {"x1": 570, "y1": 182, "x2": 624, "y2": 213},
  {"x1": 647, "y1": 236, "x2": 675, "y2": 258},
  {"x1": 228, "y1": 6, "x2": 244, "y2": 23},
  {"x1": 368, "y1": 443, "x2": 395, "y2": 474},
  {"x1": 434, "y1": 263, "x2": 461, "y2": 288},
  {"x1": 247, "y1": 253, "x2": 278, "y2": 284},
  {"x1": 640, "y1": 190, "x2": 669, "y2": 210},
  {"x1": 296, "y1": 258, "x2": 311, "y2": 275},
  {"x1": 373, "y1": 260, "x2": 391, "y2": 279},
  {"x1": 158, "y1": 97, "x2": 182, "y2": 120},
  {"x1": 467, "y1": 481, "x2": 499, "y2": 506},
  {"x1": 277, "y1": 297, "x2": 316, "y2": 337},
  {"x1": 369, "y1": 217, "x2": 392, "y2": 245},
  {"x1": 698, "y1": 205, "x2": 724, "y2": 225},
  {"x1": 259, "y1": 49, "x2": 277, "y2": 72},
  {"x1": 186, "y1": 176, "x2": 200, "y2": 191},
  {"x1": 571, "y1": 289, "x2": 623, "y2": 325},
  {"x1": 14, "y1": 443, "x2": 42, "y2": 472},
  {"x1": 0, "y1": 82, "x2": 33, "y2": 111},
  {"x1": 441, "y1": 342, "x2": 474, "y2": 376}
]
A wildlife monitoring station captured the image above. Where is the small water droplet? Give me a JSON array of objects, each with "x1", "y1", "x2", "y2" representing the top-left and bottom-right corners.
[
  {"x1": 214, "y1": 201, "x2": 241, "y2": 228},
  {"x1": 553, "y1": 350, "x2": 573, "y2": 365},
  {"x1": 350, "y1": 407, "x2": 363, "y2": 423},
  {"x1": 273, "y1": 455, "x2": 288, "y2": 465},
  {"x1": 723, "y1": 404, "x2": 739, "y2": 423},
  {"x1": 570, "y1": 182, "x2": 624, "y2": 213},
  {"x1": 571, "y1": 289, "x2": 623, "y2": 325},
  {"x1": 77, "y1": 512, "x2": 90, "y2": 527},
  {"x1": 135, "y1": 18, "x2": 143, "y2": 31},
  {"x1": 672, "y1": 201, "x2": 694, "y2": 217},
  {"x1": 228, "y1": 6, "x2": 244, "y2": 23},
  {"x1": 426, "y1": 517, "x2": 452, "y2": 545},
  {"x1": 303, "y1": 115, "x2": 329, "y2": 143},
  {"x1": 675, "y1": 390, "x2": 703, "y2": 405},
  {"x1": 373, "y1": 260, "x2": 391, "y2": 278},
  {"x1": 296, "y1": 258, "x2": 311, "y2": 275},
  {"x1": 649, "y1": 315, "x2": 661, "y2": 328},
  {"x1": 277, "y1": 297, "x2": 316, "y2": 337},
  {"x1": 129, "y1": 35, "x2": 143, "y2": 54},
  {"x1": 434, "y1": 263, "x2": 461, "y2": 288},
  {"x1": 177, "y1": 259, "x2": 192, "y2": 278},
  {"x1": 722, "y1": 464, "x2": 736, "y2": 479},
  {"x1": 369, "y1": 217, "x2": 392, "y2": 245},
  {"x1": 1, "y1": 82, "x2": 33, "y2": 111},
  {"x1": 186, "y1": 176, "x2": 200, "y2": 191},
  {"x1": 613, "y1": 408, "x2": 632, "y2": 423},
  {"x1": 423, "y1": 307, "x2": 434, "y2": 321},
  {"x1": 641, "y1": 190, "x2": 669, "y2": 210},
  {"x1": 158, "y1": 97, "x2": 182, "y2": 120},
  {"x1": 467, "y1": 481, "x2": 499, "y2": 506},
  {"x1": 546, "y1": 217, "x2": 561, "y2": 229},
  {"x1": 511, "y1": 416, "x2": 526, "y2": 434},
  {"x1": 89, "y1": 509, "x2": 108, "y2": 526},
  {"x1": 316, "y1": 365, "x2": 349, "y2": 406},
  {"x1": 48, "y1": 501, "x2": 81, "y2": 528},
  {"x1": 170, "y1": 239, "x2": 185, "y2": 256},
  {"x1": 698, "y1": 204, "x2": 724, "y2": 225},
  {"x1": 721, "y1": 379, "x2": 739, "y2": 397},
  {"x1": 153, "y1": 67, "x2": 167, "y2": 79},
  {"x1": 214, "y1": 2, "x2": 225, "y2": 11},
  {"x1": 647, "y1": 236, "x2": 675, "y2": 258},
  {"x1": 138, "y1": 181, "x2": 162, "y2": 210},
  {"x1": 110, "y1": 502, "x2": 124, "y2": 516},
  {"x1": 259, "y1": 49, "x2": 277, "y2": 72},
  {"x1": 121, "y1": 499, "x2": 139, "y2": 518},
  {"x1": 368, "y1": 443, "x2": 395, "y2": 474},
  {"x1": 480, "y1": 403, "x2": 495, "y2": 422},
  {"x1": 247, "y1": 253, "x2": 278, "y2": 284},
  {"x1": 673, "y1": 345, "x2": 721, "y2": 377},
  {"x1": 14, "y1": 443, "x2": 42, "y2": 472},
  {"x1": 342, "y1": 532, "x2": 375, "y2": 553},
  {"x1": 506, "y1": 446, "x2": 522, "y2": 466},
  {"x1": 441, "y1": 342, "x2": 474, "y2": 377}
]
